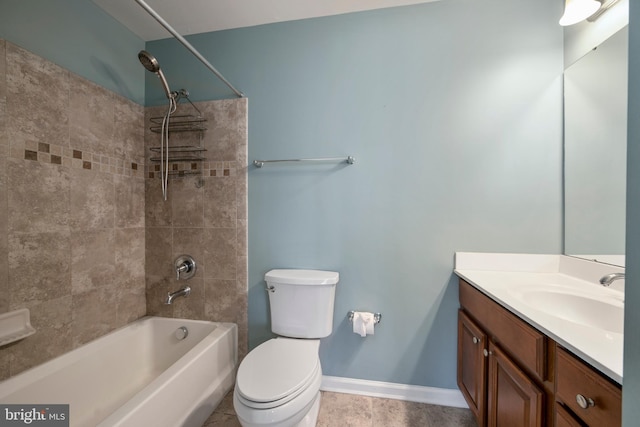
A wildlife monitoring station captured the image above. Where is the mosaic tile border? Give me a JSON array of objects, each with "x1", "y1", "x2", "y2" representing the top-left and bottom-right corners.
[
  {"x1": 145, "y1": 160, "x2": 239, "y2": 179},
  {"x1": 8, "y1": 140, "x2": 145, "y2": 178}
]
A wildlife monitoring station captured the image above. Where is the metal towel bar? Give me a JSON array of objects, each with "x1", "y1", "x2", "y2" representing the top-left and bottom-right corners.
[{"x1": 253, "y1": 156, "x2": 355, "y2": 168}]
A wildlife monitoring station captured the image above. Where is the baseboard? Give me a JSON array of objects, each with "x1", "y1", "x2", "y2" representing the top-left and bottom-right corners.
[{"x1": 320, "y1": 376, "x2": 468, "y2": 409}]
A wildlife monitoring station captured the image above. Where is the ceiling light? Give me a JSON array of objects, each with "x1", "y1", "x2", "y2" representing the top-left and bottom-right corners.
[{"x1": 559, "y1": 0, "x2": 602, "y2": 26}]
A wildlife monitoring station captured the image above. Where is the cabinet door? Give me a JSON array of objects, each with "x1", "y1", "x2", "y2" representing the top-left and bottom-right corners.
[
  {"x1": 457, "y1": 310, "x2": 487, "y2": 426},
  {"x1": 487, "y1": 343, "x2": 543, "y2": 427}
]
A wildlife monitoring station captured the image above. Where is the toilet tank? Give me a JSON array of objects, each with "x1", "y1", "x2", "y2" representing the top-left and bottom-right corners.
[{"x1": 265, "y1": 269, "x2": 339, "y2": 338}]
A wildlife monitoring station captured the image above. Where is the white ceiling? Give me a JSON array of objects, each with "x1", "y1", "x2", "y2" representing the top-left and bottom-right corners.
[{"x1": 92, "y1": 0, "x2": 442, "y2": 41}]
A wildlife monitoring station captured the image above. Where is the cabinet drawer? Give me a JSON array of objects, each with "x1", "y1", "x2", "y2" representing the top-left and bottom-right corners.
[
  {"x1": 556, "y1": 348, "x2": 621, "y2": 427},
  {"x1": 555, "y1": 403, "x2": 583, "y2": 427},
  {"x1": 459, "y1": 280, "x2": 547, "y2": 381}
]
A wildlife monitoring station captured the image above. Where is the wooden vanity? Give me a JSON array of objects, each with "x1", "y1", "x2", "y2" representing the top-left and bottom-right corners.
[{"x1": 457, "y1": 279, "x2": 622, "y2": 427}]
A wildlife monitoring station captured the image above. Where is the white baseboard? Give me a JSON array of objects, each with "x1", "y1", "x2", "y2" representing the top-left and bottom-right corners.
[{"x1": 320, "y1": 376, "x2": 468, "y2": 409}]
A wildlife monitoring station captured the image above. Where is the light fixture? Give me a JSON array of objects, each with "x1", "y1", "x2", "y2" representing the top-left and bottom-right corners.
[
  {"x1": 559, "y1": 0, "x2": 602, "y2": 26},
  {"x1": 587, "y1": 0, "x2": 622, "y2": 23}
]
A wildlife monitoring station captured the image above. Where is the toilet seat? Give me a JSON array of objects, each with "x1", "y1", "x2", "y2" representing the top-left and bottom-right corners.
[{"x1": 236, "y1": 338, "x2": 320, "y2": 410}]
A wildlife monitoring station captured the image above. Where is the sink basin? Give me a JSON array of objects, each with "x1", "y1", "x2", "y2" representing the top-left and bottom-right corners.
[{"x1": 508, "y1": 285, "x2": 624, "y2": 334}]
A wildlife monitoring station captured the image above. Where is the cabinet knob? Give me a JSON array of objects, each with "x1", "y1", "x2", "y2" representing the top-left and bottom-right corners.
[
  {"x1": 576, "y1": 394, "x2": 595, "y2": 409},
  {"x1": 472, "y1": 337, "x2": 479, "y2": 344},
  {"x1": 483, "y1": 349, "x2": 492, "y2": 357}
]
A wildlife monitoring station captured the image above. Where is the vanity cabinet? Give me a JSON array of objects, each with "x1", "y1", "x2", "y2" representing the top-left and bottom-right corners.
[
  {"x1": 457, "y1": 279, "x2": 550, "y2": 427},
  {"x1": 457, "y1": 279, "x2": 622, "y2": 427}
]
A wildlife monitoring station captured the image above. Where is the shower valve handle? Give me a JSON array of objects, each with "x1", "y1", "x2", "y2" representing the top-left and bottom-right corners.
[{"x1": 174, "y1": 255, "x2": 197, "y2": 280}]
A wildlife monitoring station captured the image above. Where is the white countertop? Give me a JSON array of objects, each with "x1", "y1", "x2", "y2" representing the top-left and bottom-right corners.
[{"x1": 454, "y1": 252, "x2": 624, "y2": 385}]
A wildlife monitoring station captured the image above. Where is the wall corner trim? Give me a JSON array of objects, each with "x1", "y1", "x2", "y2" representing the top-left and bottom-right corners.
[{"x1": 320, "y1": 376, "x2": 468, "y2": 409}]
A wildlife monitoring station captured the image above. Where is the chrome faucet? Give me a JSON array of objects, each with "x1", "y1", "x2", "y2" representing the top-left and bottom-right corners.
[
  {"x1": 599, "y1": 273, "x2": 625, "y2": 287},
  {"x1": 166, "y1": 286, "x2": 191, "y2": 304}
]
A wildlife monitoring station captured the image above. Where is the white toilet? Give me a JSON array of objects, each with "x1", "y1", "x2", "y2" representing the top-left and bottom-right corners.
[{"x1": 233, "y1": 269, "x2": 339, "y2": 427}]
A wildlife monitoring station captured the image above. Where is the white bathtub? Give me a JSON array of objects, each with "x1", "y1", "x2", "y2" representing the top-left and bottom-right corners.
[{"x1": 0, "y1": 317, "x2": 237, "y2": 427}]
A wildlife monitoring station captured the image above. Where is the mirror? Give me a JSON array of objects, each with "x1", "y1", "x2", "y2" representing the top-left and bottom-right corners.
[{"x1": 564, "y1": 26, "x2": 628, "y2": 267}]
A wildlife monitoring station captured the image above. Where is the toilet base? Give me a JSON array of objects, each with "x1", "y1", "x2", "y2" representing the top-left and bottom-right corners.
[
  {"x1": 295, "y1": 391, "x2": 321, "y2": 427},
  {"x1": 234, "y1": 391, "x2": 322, "y2": 427}
]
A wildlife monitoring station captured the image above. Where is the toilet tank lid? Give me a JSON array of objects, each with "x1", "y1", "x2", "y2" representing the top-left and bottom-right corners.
[{"x1": 265, "y1": 269, "x2": 339, "y2": 285}]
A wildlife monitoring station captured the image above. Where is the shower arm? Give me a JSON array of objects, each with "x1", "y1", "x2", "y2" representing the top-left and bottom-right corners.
[{"x1": 133, "y1": 0, "x2": 245, "y2": 99}]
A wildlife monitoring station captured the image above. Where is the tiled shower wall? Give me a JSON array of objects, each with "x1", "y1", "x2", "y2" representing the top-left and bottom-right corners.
[
  {"x1": 0, "y1": 40, "x2": 147, "y2": 379},
  {"x1": 144, "y1": 98, "x2": 249, "y2": 358},
  {"x1": 0, "y1": 40, "x2": 249, "y2": 379}
]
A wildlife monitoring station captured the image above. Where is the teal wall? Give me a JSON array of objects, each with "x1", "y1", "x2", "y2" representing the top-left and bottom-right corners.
[
  {"x1": 624, "y1": 1, "x2": 640, "y2": 425},
  {"x1": 0, "y1": 0, "x2": 145, "y2": 104},
  {"x1": 150, "y1": 0, "x2": 563, "y2": 388}
]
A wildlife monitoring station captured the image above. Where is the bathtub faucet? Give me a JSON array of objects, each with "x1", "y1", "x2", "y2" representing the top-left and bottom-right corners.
[{"x1": 166, "y1": 286, "x2": 191, "y2": 304}]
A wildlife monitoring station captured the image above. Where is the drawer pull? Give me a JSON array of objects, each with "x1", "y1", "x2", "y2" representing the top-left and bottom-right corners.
[
  {"x1": 472, "y1": 336, "x2": 479, "y2": 344},
  {"x1": 576, "y1": 394, "x2": 595, "y2": 409}
]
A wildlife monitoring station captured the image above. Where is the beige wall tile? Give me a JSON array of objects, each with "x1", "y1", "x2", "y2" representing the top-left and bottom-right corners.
[
  {"x1": 70, "y1": 168, "x2": 115, "y2": 229},
  {"x1": 172, "y1": 178, "x2": 204, "y2": 228},
  {"x1": 115, "y1": 282, "x2": 146, "y2": 327},
  {"x1": 8, "y1": 158, "x2": 70, "y2": 233},
  {"x1": 114, "y1": 96, "x2": 145, "y2": 160},
  {"x1": 0, "y1": 40, "x2": 6, "y2": 100},
  {"x1": 115, "y1": 175, "x2": 145, "y2": 228},
  {"x1": 8, "y1": 231, "x2": 71, "y2": 308},
  {"x1": 115, "y1": 227, "x2": 145, "y2": 284},
  {"x1": 204, "y1": 177, "x2": 236, "y2": 228},
  {"x1": 71, "y1": 229, "x2": 115, "y2": 294},
  {"x1": 204, "y1": 279, "x2": 245, "y2": 323},
  {"x1": 69, "y1": 75, "x2": 115, "y2": 157},
  {"x1": 204, "y1": 227, "x2": 237, "y2": 280},
  {"x1": 200, "y1": 100, "x2": 244, "y2": 161},
  {"x1": 145, "y1": 177, "x2": 172, "y2": 227},
  {"x1": 145, "y1": 227, "x2": 173, "y2": 279},
  {"x1": 71, "y1": 287, "x2": 117, "y2": 346},
  {"x1": 145, "y1": 276, "x2": 173, "y2": 317},
  {"x1": 0, "y1": 45, "x2": 147, "y2": 381},
  {"x1": 0, "y1": 155, "x2": 7, "y2": 313},
  {"x1": 6, "y1": 43, "x2": 69, "y2": 148}
]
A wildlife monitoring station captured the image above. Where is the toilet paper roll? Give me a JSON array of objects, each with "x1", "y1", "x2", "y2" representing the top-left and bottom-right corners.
[{"x1": 352, "y1": 311, "x2": 375, "y2": 337}]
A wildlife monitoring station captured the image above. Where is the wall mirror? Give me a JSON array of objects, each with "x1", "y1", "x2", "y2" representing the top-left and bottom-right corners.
[{"x1": 564, "y1": 26, "x2": 628, "y2": 267}]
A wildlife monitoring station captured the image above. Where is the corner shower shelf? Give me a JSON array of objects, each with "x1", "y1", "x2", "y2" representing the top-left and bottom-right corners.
[
  {"x1": 149, "y1": 114, "x2": 207, "y2": 133},
  {"x1": 0, "y1": 308, "x2": 36, "y2": 347},
  {"x1": 149, "y1": 145, "x2": 207, "y2": 162}
]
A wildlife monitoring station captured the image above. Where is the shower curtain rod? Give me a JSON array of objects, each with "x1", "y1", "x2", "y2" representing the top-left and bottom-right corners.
[{"x1": 133, "y1": 0, "x2": 245, "y2": 98}]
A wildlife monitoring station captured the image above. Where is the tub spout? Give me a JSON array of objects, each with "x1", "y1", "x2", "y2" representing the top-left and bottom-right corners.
[{"x1": 166, "y1": 286, "x2": 191, "y2": 304}]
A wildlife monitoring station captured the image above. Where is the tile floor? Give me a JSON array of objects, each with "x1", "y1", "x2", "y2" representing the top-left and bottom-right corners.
[{"x1": 203, "y1": 390, "x2": 478, "y2": 427}]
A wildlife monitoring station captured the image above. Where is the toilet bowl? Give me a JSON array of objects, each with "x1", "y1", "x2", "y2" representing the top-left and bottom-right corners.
[
  {"x1": 233, "y1": 338, "x2": 322, "y2": 427},
  {"x1": 233, "y1": 269, "x2": 339, "y2": 427}
]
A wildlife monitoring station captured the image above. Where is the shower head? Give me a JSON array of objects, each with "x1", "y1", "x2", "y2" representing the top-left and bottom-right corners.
[
  {"x1": 138, "y1": 50, "x2": 173, "y2": 99},
  {"x1": 138, "y1": 50, "x2": 160, "y2": 72}
]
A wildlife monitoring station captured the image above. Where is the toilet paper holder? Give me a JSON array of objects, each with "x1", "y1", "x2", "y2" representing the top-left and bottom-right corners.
[{"x1": 347, "y1": 311, "x2": 382, "y2": 324}]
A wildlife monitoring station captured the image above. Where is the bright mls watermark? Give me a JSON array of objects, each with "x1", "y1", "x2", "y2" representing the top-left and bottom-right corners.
[{"x1": 0, "y1": 405, "x2": 69, "y2": 426}]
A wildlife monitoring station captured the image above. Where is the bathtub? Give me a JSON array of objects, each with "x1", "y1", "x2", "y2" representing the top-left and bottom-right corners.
[{"x1": 0, "y1": 317, "x2": 237, "y2": 427}]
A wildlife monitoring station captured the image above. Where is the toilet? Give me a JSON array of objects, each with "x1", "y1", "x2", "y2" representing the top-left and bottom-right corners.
[{"x1": 233, "y1": 269, "x2": 339, "y2": 427}]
